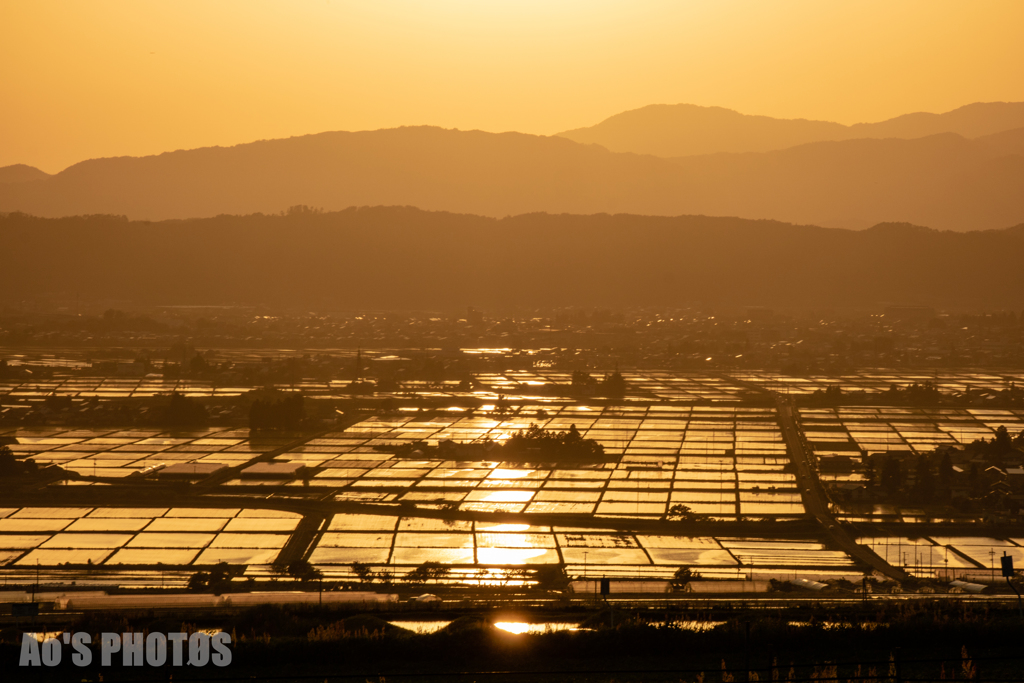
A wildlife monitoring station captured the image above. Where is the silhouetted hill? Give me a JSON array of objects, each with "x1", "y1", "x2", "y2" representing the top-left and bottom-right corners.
[
  {"x1": 2, "y1": 208, "x2": 1022, "y2": 310},
  {"x1": 848, "y1": 103, "x2": 1024, "y2": 141},
  {"x1": 665, "y1": 132, "x2": 1024, "y2": 231},
  {"x1": 557, "y1": 102, "x2": 1024, "y2": 157},
  {"x1": 0, "y1": 127, "x2": 690, "y2": 221},
  {"x1": 975, "y1": 126, "x2": 1024, "y2": 155},
  {"x1": 0, "y1": 164, "x2": 50, "y2": 184},
  {"x1": 1, "y1": 126, "x2": 1023, "y2": 231},
  {"x1": 558, "y1": 104, "x2": 847, "y2": 156}
]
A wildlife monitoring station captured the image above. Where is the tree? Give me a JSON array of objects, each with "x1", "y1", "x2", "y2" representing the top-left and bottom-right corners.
[
  {"x1": 286, "y1": 204, "x2": 322, "y2": 216},
  {"x1": 992, "y1": 425, "x2": 1013, "y2": 455},
  {"x1": 189, "y1": 352, "x2": 210, "y2": 375},
  {"x1": 880, "y1": 457, "x2": 903, "y2": 498},
  {"x1": 352, "y1": 348, "x2": 363, "y2": 382},
  {"x1": 249, "y1": 391, "x2": 305, "y2": 431},
  {"x1": 351, "y1": 562, "x2": 374, "y2": 584},
  {"x1": 533, "y1": 564, "x2": 570, "y2": 591},
  {"x1": 600, "y1": 369, "x2": 627, "y2": 398},
  {"x1": 912, "y1": 454, "x2": 936, "y2": 503},
  {"x1": 667, "y1": 503, "x2": 708, "y2": 522},
  {"x1": 0, "y1": 445, "x2": 38, "y2": 478},
  {"x1": 671, "y1": 567, "x2": 696, "y2": 590},
  {"x1": 405, "y1": 564, "x2": 429, "y2": 584},
  {"x1": 161, "y1": 391, "x2": 207, "y2": 428},
  {"x1": 287, "y1": 559, "x2": 322, "y2": 582},
  {"x1": 495, "y1": 394, "x2": 510, "y2": 417},
  {"x1": 503, "y1": 423, "x2": 605, "y2": 460},
  {"x1": 498, "y1": 567, "x2": 529, "y2": 586},
  {"x1": 187, "y1": 562, "x2": 233, "y2": 592},
  {"x1": 44, "y1": 394, "x2": 72, "y2": 412},
  {"x1": 960, "y1": 427, "x2": 1024, "y2": 466},
  {"x1": 571, "y1": 370, "x2": 596, "y2": 395},
  {"x1": 187, "y1": 571, "x2": 211, "y2": 591},
  {"x1": 938, "y1": 450, "x2": 953, "y2": 497},
  {"x1": 968, "y1": 462, "x2": 981, "y2": 494},
  {"x1": 406, "y1": 561, "x2": 450, "y2": 584}
]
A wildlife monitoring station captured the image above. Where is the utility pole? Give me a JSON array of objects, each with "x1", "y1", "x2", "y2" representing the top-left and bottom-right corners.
[{"x1": 1001, "y1": 552, "x2": 1022, "y2": 620}]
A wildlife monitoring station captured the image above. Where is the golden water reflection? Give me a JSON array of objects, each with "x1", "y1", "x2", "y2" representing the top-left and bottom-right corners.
[{"x1": 493, "y1": 622, "x2": 578, "y2": 634}]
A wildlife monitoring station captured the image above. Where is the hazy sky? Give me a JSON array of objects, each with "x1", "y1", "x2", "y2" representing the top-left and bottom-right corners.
[{"x1": 4, "y1": 0, "x2": 1024, "y2": 173}]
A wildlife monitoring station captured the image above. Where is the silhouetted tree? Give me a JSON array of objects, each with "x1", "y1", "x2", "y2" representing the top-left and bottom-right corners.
[
  {"x1": 533, "y1": 564, "x2": 570, "y2": 591},
  {"x1": 351, "y1": 562, "x2": 374, "y2": 584},
  {"x1": 287, "y1": 559, "x2": 322, "y2": 582},
  {"x1": 249, "y1": 392, "x2": 305, "y2": 431},
  {"x1": 600, "y1": 369, "x2": 627, "y2": 398},
  {"x1": 993, "y1": 425, "x2": 1013, "y2": 452},
  {"x1": 189, "y1": 352, "x2": 210, "y2": 375},
  {"x1": 286, "y1": 205, "x2": 323, "y2": 216},
  {"x1": 912, "y1": 454, "x2": 936, "y2": 503},
  {"x1": 160, "y1": 391, "x2": 207, "y2": 428},
  {"x1": 0, "y1": 445, "x2": 38, "y2": 477},
  {"x1": 881, "y1": 457, "x2": 903, "y2": 498},
  {"x1": 503, "y1": 423, "x2": 604, "y2": 460},
  {"x1": 667, "y1": 503, "x2": 709, "y2": 522},
  {"x1": 352, "y1": 348, "x2": 363, "y2": 382},
  {"x1": 187, "y1": 562, "x2": 233, "y2": 591},
  {"x1": 671, "y1": 567, "x2": 696, "y2": 590},
  {"x1": 938, "y1": 450, "x2": 953, "y2": 497},
  {"x1": 571, "y1": 370, "x2": 596, "y2": 395},
  {"x1": 406, "y1": 561, "x2": 450, "y2": 584},
  {"x1": 811, "y1": 385, "x2": 844, "y2": 405}
]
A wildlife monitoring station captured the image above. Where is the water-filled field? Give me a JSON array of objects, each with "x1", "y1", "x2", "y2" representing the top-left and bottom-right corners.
[{"x1": 0, "y1": 506, "x2": 300, "y2": 568}]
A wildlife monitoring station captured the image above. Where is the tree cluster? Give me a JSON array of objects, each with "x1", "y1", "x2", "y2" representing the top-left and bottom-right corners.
[
  {"x1": 187, "y1": 562, "x2": 238, "y2": 591},
  {"x1": 967, "y1": 425, "x2": 1024, "y2": 464},
  {"x1": 405, "y1": 561, "x2": 450, "y2": 584},
  {"x1": 286, "y1": 559, "x2": 323, "y2": 582},
  {"x1": 570, "y1": 370, "x2": 627, "y2": 398},
  {"x1": 671, "y1": 567, "x2": 697, "y2": 590},
  {"x1": 0, "y1": 444, "x2": 38, "y2": 478},
  {"x1": 502, "y1": 423, "x2": 605, "y2": 460},
  {"x1": 875, "y1": 451, "x2": 953, "y2": 504},
  {"x1": 808, "y1": 381, "x2": 944, "y2": 407},
  {"x1": 156, "y1": 391, "x2": 207, "y2": 428},
  {"x1": 249, "y1": 393, "x2": 305, "y2": 432},
  {"x1": 667, "y1": 503, "x2": 710, "y2": 522}
]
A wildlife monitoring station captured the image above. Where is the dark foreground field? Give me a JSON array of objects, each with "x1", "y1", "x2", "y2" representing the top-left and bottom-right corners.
[{"x1": 2, "y1": 601, "x2": 1022, "y2": 682}]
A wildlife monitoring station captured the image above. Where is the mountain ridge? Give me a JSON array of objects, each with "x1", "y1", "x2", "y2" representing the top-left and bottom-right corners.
[
  {"x1": 0, "y1": 164, "x2": 51, "y2": 184},
  {"x1": 557, "y1": 101, "x2": 1024, "y2": 157},
  {"x1": 1, "y1": 114, "x2": 1023, "y2": 231},
  {"x1": 2, "y1": 208, "x2": 1022, "y2": 311}
]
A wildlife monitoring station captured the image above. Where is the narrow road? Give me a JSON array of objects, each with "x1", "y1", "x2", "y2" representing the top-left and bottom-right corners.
[{"x1": 775, "y1": 395, "x2": 910, "y2": 581}]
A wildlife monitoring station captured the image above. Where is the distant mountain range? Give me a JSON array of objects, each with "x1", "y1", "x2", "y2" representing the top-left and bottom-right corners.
[
  {"x1": 557, "y1": 102, "x2": 1024, "y2": 156},
  {"x1": 0, "y1": 164, "x2": 51, "y2": 184},
  {"x1": 1, "y1": 103, "x2": 1023, "y2": 231},
  {"x1": 2, "y1": 209, "x2": 1023, "y2": 310}
]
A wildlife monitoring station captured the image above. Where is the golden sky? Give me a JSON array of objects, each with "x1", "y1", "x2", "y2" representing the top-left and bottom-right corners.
[{"x1": 3, "y1": 0, "x2": 1024, "y2": 173}]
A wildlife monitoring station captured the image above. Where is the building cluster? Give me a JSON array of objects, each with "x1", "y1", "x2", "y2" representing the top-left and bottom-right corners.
[
  {"x1": 823, "y1": 433, "x2": 1024, "y2": 522},
  {"x1": 1, "y1": 305, "x2": 1022, "y2": 373}
]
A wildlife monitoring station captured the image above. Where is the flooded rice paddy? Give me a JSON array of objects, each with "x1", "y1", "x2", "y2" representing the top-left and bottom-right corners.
[
  {"x1": 5, "y1": 366, "x2": 1024, "y2": 402},
  {"x1": 859, "y1": 535, "x2": 1024, "y2": 579},
  {"x1": 3, "y1": 368, "x2": 1023, "y2": 590},
  {"x1": 0, "y1": 507, "x2": 299, "y2": 568},
  {"x1": 308, "y1": 513, "x2": 855, "y2": 581}
]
